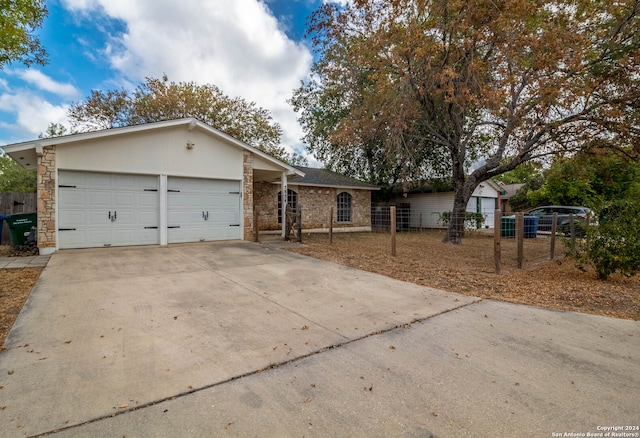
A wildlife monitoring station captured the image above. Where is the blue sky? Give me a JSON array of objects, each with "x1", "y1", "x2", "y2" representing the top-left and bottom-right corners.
[{"x1": 0, "y1": 0, "x2": 348, "y2": 162}]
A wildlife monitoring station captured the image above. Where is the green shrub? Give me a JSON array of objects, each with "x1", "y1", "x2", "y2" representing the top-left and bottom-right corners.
[
  {"x1": 435, "y1": 211, "x2": 486, "y2": 229},
  {"x1": 576, "y1": 199, "x2": 640, "y2": 279}
]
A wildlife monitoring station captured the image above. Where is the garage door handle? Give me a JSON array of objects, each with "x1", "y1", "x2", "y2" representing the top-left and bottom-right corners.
[
  {"x1": 202, "y1": 211, "x2": 209, "y2": 220},
  {"x1": 109, "y1": 211, "x2": 117, "y2": 221}
]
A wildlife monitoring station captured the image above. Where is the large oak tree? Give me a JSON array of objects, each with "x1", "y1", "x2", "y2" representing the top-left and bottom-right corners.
[
  {"x1": 292, "y1": 0, "x2": 640, "y2": 243},
  {"x1": 54, "y1": 76, "x2": 306, "y2": 165}
]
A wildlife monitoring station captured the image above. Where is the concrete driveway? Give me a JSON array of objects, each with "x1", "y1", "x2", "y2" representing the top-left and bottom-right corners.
[{"x1": 0, "y1": 242, "x2": 638, "y2": 437}]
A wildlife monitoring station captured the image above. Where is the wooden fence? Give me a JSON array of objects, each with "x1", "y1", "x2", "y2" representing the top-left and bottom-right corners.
[{"x1": 0, "y1": 192, "x2": 37, "y2": 245}]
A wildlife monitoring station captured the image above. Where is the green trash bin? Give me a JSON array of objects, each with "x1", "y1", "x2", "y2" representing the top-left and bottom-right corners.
[
  {"x1": 6, "y1": 213, "x2": 37, "y2": 246},
  {"x1": 500, "y1": 216, "x2": 515, "y2": 238},
  {"x1": 0, "y1": 214, "x2": 9, "y2": 245}
]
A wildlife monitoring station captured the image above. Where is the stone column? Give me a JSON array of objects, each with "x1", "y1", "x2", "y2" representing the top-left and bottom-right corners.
[
  {"x1": 37, "y1": 146, "x2": 56, "y2": 254},
  {"x1": 242, "y1": 151, "x2": 254, "y2": 240}
]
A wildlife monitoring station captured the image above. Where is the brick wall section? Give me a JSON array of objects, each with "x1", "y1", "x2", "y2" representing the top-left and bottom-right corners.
[
  {"x1": 242, "y1": 150, "x2": 254, "y2": 240},
  {"x1": 254, "y1": 182, "x2": 372, "y2": 230},
  {"x1": 254, "y1": 181, "x2": 279, "y2": 229},
  {"x1": 37, "y1": 146, "x2": 56, "y2": 250}
]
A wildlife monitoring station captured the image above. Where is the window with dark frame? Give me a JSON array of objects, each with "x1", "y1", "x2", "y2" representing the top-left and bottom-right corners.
[
  {"x1": 337, "y1": 192, "x2": 352, "y2": 223},
  {"x1": 278, "y1": 189, "x2": 298, "y2": 224}
]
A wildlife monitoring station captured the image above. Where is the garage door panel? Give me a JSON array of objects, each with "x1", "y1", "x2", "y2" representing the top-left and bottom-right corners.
[
  {"x1": 85, "y1": 173, "x2": 112, "y2": 189},
  {"x1": 59, "y1": 172, "x2": 240, "y2": 248},
  {"x1": 167, "y1": 177, "x2": 241, "y2": 244},
  {"x1": 113, "y1": 191, "x2": 136, "y2": 208},
  {"x1": 58, "y1": 171, "x2": 84, "y2": 187},
  {"x1": 137, "y1": 211, "x2": 159, "y2": 225},
  {"x1": 58, "y1": 230, "x2": 88, "y2": 249},
  {"x1": 86, "y1": 210, "x2": 110, "y2": 226},
  {"x1": 58, "y1": 210, "x2": 86, "y2": 228},
  {"x1": 137, "y1": 192, "x2": 159, "y2": 209},
  {"x1": 59, "y1": 190, "x2": 86, "y2": 209},
  {"x1": 58, "y1": 171, "x2": 159, "y2": 249},
  {"x1": 86, "y1": 230, "x2": 113, "y2": 246}
]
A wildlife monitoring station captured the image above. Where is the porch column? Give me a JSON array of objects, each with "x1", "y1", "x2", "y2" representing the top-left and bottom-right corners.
[
  {"x1": 37, "y1": 145, "x2": 56, "y2": 255},
  {"x1": 281, "y1": 172, "x2": 287, "y2": 237},
  {"x1": 243, "y1": 151, "x2": 254, "y2": 240}
]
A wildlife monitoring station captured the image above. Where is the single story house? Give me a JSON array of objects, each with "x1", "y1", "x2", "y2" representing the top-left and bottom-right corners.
[
  {"x1": 392, "y1": 180, "x2": 505, "y2": 229},
  {"x1": 497, "y1": 183, "x2": 524, "y2": 214},
  {"x1": 254, "y1": 166, "x2": 379, "y2": 233},
  {"x1": 1, "y1": 118, "x2": 379, "y2": 254}
]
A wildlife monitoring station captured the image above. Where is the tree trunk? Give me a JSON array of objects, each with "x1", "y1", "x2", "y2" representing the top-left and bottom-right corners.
[{"x1": 443, "y1": 187, "x2": 471, "y2": 244}]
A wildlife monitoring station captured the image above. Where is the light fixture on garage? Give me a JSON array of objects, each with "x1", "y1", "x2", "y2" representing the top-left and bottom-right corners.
[{"x1": 186, "y1": 141, "x2": 195, "y2": 150}]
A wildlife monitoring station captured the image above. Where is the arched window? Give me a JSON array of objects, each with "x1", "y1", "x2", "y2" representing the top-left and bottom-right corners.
[
  {"x1": 337, "y1": 192, "x2": 352, "y2": 223},
  {"x1": 278, "y1": 189, "x2": 298, "y2": 224}
]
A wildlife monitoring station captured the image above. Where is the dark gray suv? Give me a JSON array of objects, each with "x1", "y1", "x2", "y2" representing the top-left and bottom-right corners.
[{"x1": 526, "y1": 206, "x2": 592, "y2": 235}]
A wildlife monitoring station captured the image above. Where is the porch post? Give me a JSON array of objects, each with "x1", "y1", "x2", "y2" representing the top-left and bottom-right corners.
[{"x1": 281, "y1": 172, "x2": 288, "y2": 237}]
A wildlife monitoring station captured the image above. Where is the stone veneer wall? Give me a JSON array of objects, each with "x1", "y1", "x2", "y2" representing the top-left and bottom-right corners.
[
  {"x1": 37, "y1": 146, "x2": 56, "y2": 251},
  {"x1": 242, "y1": 151, "x2": 254, "y2": 240},
  {"x1": 253, "y1": 182, "x2": 371, "y2": 230}
]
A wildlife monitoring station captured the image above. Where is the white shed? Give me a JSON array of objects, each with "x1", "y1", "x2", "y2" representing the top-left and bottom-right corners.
[{"x1": 393, "y1": 181, "x2": 504, "y2": 229}]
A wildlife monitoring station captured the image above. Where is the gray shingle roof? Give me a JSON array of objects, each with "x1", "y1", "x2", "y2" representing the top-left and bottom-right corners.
[{"x1": 291, "y1": 166, "x2": 379, "y2": 190}]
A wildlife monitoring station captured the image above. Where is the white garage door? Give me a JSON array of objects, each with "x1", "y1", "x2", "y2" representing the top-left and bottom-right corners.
[
  {"x1": 167, "y1": 177, "x2": 242, "y2": 244},
  {"x1": 58, "y1": 171, "x2": 159, "y2": 249}
]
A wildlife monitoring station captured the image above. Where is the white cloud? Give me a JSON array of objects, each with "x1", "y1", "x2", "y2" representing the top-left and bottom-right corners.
[
  {"x1": 323, "y1": 0, "x2": 352, "y2": 6},
  {"x1": 15, "y1": 70, "x2": 81, "y2": 99},
  {"x1": 61, "y1": 0, "x2": 314, "y2": 156},
  {"x1": 0, "y1": 91, "x2": 71, "y2": 141}
]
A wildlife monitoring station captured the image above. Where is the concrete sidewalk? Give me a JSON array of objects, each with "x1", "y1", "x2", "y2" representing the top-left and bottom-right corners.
[
  {"x1": 0, "y1": 242, "x2": 638, "y2": 437},
  {"x1": 0, "y1": 254, "x2": 50, "y2": 268}
]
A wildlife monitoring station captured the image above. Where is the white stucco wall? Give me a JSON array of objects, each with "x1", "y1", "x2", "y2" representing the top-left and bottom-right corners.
[{"x1": 55, "y1": 125, "x2": 243, "y2": 180}]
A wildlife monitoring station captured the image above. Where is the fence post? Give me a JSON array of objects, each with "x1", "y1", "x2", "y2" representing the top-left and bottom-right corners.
[
  {"x1": 419, "y1": 212, "x2": 423, "y2": 233},
  {"x1": 550, "y1": 213, "x2": 558, "y2": 259},
  {"x1": 494, "y1": 209, "x2": 501, "y2": 274},
  {"x1": 329, "y1": 207, "x2": 333, "y2": 244},
  {"x1": 390, "y1": 206, "x2": 397, "y2": 257},
  {"x1": 516, "y1": 212, "x2": 524, "y2": 269},
  {"x1": 253, "y1": 208, "x2": 259, "y2": 243},
  {"x1": 569, "y1": 213, "x2": 576, "y2": 254}
]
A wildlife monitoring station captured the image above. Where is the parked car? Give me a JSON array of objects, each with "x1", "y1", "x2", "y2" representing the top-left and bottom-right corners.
[{"x1": 526, "y1": 206, "x2": 593, "y2": 236}]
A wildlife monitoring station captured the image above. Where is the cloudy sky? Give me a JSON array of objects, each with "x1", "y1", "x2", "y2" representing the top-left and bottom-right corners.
[{"x1": 0, "y1": 0, "x2": 349, "y2": 163}]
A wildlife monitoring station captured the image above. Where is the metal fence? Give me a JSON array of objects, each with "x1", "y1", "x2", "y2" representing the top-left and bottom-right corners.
[{"x1": 368, "y1": 206, "x2": 581, "y2": 272}]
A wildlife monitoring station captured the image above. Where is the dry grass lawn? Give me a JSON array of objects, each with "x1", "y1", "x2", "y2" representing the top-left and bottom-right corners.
[{"x1": 285, "y1": 231, "x2": 640, "y2": 321}]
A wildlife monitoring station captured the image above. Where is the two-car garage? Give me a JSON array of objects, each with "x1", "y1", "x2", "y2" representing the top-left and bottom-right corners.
[
  {"x1": 58, "y1": 171, "x2": 242, "y2": 249},
  {"x1": 1, "y1": 118, "x2": 302, "y2": 254}
]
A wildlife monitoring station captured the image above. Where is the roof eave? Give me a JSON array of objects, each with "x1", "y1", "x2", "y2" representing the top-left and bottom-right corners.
[
  {"x1": 1, "y1": 118, "x2": 304, "y2": 176},
  {"x1": 274, "y1": 181, "x2": 380, "y2": 191}
]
